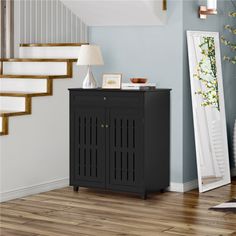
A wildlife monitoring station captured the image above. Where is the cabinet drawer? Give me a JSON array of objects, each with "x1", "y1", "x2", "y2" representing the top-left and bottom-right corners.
[{"x1": 71, "y1": 91, "x2": 143, "y2": 108}]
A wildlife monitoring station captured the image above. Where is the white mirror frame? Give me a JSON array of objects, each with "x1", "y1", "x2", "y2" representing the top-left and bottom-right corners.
[{"x1": 187, "y1": 31, "x2": 231, "y2": 193}]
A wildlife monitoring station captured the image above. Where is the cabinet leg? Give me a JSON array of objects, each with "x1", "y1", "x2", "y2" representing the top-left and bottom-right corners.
[
  {"x1": 141, "y1": 192, "x2": 147, "y2": 200},
  {"x1": 160, "y1": 188, "x2": 165, "y2": 193},
  {"x1": 73, "y1": 186, "x2": 79, "y2": 192}
]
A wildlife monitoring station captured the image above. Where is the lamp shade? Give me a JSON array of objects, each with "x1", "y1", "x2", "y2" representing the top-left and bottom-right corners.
[{"x1": 77, "y1": 45, "x2": 104, "y2": 66}]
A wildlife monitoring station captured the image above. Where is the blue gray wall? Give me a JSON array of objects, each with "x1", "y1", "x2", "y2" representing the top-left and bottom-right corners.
[
  {"x1": 89, "y1": 0, "x2": 236, "y2": 184},
  {"x1": 183, "y1": 0, "x2": 236, "y2": 182},
  {"x1": 89, "y1": 1, "x2": 184, "y2": 183}
]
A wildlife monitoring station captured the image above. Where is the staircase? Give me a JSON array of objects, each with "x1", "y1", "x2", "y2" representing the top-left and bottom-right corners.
[{"x1": 0, "y1": 43, "x2": 87, "y2": 136}]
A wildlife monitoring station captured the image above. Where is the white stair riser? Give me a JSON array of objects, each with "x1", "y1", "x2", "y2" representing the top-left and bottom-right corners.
[
  {"x1": 0, "y1": 97, "x2": 26, "y2": 111},
  {"x1": 3, "y1": 62, "x2": 67, "y2": 75},
  {"x1": 19, "y1": 47, "x2": 81, "y2": 59},
  {"x1": 0, "y1": 79, "x2": 47, "y2": 93}
]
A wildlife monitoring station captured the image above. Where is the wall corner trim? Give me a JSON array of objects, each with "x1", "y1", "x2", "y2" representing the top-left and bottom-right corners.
[
  {"x1": 0, "y1": 178, "x2": 69, "y2": 203},
  {"x1": 169, "y1": 179, "x2": 198, "y2": 192}
]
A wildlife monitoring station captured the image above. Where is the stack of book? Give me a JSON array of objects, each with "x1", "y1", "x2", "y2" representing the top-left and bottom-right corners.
[{"x1": 122, "y1": 83, "x2": 156, "y2": 90}]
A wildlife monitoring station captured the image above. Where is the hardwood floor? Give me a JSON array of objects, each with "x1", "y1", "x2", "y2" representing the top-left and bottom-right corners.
[{"x1": 0, "y1": 178, "x2": 236, "y2": 236}]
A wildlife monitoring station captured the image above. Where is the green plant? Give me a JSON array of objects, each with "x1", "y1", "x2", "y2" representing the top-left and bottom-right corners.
[
  {"x1": 221, "y1": 2, "x2": 236, "y2": 64},
  {"x1": 194, "y1": 37, "x2": 220, "y2": 111}
]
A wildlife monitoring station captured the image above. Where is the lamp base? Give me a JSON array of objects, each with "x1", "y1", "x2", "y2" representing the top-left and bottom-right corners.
[{"x1": 82, "y1": 66, "x2": 98, "y2": 89}]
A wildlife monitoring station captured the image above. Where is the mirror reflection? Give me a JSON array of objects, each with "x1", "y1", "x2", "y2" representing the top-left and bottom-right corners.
[{"x1": 187, "y1": 31, "x2": 231, "y2": 192}]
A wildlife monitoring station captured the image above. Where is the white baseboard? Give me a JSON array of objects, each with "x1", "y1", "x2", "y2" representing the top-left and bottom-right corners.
[
  {"x1": 0, "y1": 178, "x2": 69, "y2": 203},
  {"x1": 231, "y1": 168, "x2": 236, "y2": 177},
  {"x1": 169, "y1": 179, "x2": 198, "y2": 192},
  {"x1": 0, "y1": 178, "x2": 200, "y2": 202},
  {"x1": 169, "y1": 170, "x2": 236, "y2": 192}
]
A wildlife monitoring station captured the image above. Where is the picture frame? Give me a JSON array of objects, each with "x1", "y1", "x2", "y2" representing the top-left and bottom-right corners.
[{"x1": 102, "y1": 73, "x2": 122, "y2": 89}]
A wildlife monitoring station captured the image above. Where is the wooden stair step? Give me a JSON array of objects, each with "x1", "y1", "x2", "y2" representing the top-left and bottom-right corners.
[
  {"x1": 0, "y1": 78, "x2": 49, "y2": 94},
  {"x1": 0, "y1": 75, "x2": 70, "y2": 79},
  {"x1": 0, "y1": 109, "x2": 31, "y2": 135},
  {"x1": 0, "y1": 109, "x2": 29, "y2": 117},
  {"x1": 20, "y1": 43, "x2": 88, "y2": 47},
  {"x1": 0, "y1": 58, "x2": 77, "y2": 62},
  {"x1": 0, "y1": 91, "x2": 50, "y2": 97},
  {"x1": 0, "y1": 45, "x2": 80, "y2": 136},
  {"x1": 0, "y1": 116, "x2": 8, "y2": 135},
  {"x1": 0, "y1": 58, "x2": 73, "y2": 79},
  {"x1": 0, "y1": 96, "x2": 29, "y2": 112},
  {"x1": 19, "y1": 43, "x2": 87, "y2": 59}
]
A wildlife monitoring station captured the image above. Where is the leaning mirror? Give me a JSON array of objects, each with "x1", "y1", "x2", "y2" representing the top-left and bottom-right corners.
[{"x1": 187, "y1": 31, "x2": 231, "y2": 192}]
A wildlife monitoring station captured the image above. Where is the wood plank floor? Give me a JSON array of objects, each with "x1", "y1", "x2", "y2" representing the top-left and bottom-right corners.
[{"x1": 0, "y1": 178, "x2": 236, "y2": 236}]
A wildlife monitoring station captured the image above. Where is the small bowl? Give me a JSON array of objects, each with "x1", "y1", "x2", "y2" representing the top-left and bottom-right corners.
[{"x1": 130, "y1": 78, "x2": 147, "y2": 84}]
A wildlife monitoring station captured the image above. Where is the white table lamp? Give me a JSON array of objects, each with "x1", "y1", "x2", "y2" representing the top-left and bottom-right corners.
[{"x1": 77, "y1": 45, "x2": 104, "y2": 89}]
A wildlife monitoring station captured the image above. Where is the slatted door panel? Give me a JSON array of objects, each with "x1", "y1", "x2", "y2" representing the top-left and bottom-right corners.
[
  {"x1": 72, "y1": 107, "x2": 106, "y2": 186},
  {"x1": 108, "y1": 108, "x2": 143, "y2": 189}
]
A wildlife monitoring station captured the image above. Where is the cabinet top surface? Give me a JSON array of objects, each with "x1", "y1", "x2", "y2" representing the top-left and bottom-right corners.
[{"x1": 68, "y1": 88, "x2": 171, "y2": 92}]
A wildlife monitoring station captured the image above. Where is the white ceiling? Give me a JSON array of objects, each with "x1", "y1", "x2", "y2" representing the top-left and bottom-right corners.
[{"x1": 60, "y1": 0, "x2": 167, "y2": 26}]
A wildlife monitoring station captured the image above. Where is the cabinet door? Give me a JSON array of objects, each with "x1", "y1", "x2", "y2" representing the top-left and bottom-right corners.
[
  {"x1": 107, "y1": 107, "x2": 144, "y2": 192},
  {"x1": 70, "y1": 107, "x2": 106, "y2": 187}
]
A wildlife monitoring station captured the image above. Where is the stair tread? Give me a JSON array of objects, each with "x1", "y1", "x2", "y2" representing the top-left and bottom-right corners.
[
  {"x1": 0, "y1": 46, "x2": 77, "y2": 135},
  {"x1": 20, "y1": 43, "x2": 88, "y2": 47},
  {"x1": 0, "y1": 58, "x2": 77, "y2": 62},
  {"x1": 0, "y1": 110, "x2": 27, "y2": 117},
  {"x1": 0, "y1": 91, "x2": 48, "y2": 97},
  {"x1": 0, "y1": 75, "x2": 69, "y2": 79},
  {"x1": 0, "y1": 109, "x2": 25, "y2": 113}
]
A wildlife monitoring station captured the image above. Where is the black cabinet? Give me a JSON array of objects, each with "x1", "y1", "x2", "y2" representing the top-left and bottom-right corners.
[{"x1": 69, "y1": 89, "x2": 171, "y2": 199}]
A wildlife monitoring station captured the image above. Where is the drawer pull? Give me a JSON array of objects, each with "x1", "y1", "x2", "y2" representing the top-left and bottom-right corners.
[
  {"x1": 101, "y1": 124, "x2": 105, "y2": 128},
  {"x1": 103, "y1": 97, "x2": 107, "y2": 100},
  {"x1": 105, "y1": 124, "x2": 109, "y2": 128}
]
